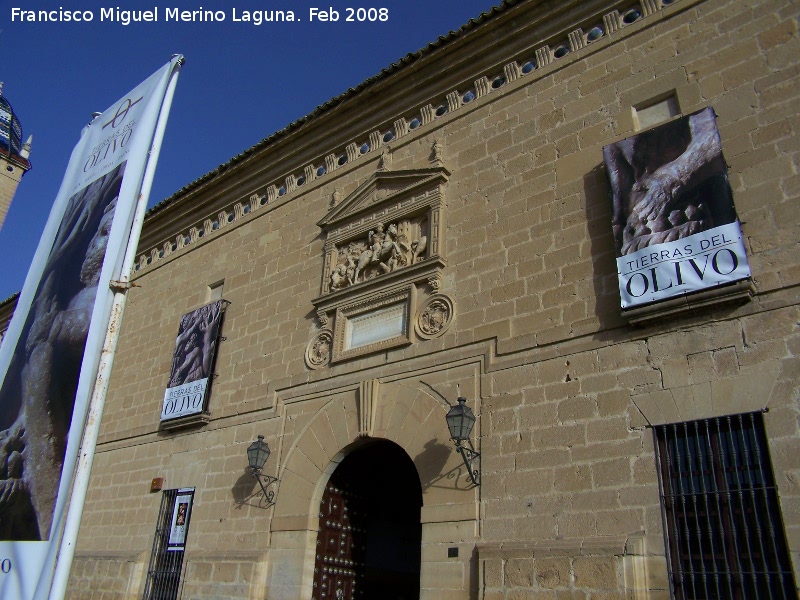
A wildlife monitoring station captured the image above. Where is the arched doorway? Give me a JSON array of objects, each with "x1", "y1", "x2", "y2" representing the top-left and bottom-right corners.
[{"x1": 312, "y1": 440, "x2": 422, "y2": 600}]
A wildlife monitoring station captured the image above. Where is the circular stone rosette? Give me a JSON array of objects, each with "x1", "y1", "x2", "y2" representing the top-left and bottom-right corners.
[
  {"x1": 415, "y1": 294, "x2": 455, "y2": 339},
  {"x1": 305, "y1": 329, "x2": 333, "y2": 369}
]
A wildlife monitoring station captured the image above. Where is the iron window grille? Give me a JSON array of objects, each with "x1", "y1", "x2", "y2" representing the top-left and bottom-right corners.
[
  {"x1": 142, "y1": 488, "x2": 194, "y2": 600},
  {"x1": 654, "y1": 412, "x2": 797, "y2": 599}
]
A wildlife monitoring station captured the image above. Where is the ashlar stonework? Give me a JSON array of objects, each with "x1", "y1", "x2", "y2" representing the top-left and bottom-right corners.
[{"x1": 54, "y1": 0, "x2": 800, "y2": 598}]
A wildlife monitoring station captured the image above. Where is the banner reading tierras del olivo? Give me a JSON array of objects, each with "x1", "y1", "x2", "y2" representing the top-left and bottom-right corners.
[
  {"x1": 161, "y1": 300, "x2": 227, "y2": 421},
  {"x1": 0, "y1": 57, "x2": 183, "y2": 600},
  {"x1": 603, "y1": 107, "x2": 750, "y2": 309}
]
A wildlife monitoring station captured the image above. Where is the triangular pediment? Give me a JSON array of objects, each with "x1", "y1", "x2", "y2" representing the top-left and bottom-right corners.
[{"x1": 318, "y1": 167, "x2": 449, "y2": 229}]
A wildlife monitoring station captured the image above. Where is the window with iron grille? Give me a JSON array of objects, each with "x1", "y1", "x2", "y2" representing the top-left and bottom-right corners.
[
  {"x1": 142, "y1": 488, "x2": 194, "y2": 600},
  {"x1": 654, "y1": 412, "x2": 797, "y2": 599}
]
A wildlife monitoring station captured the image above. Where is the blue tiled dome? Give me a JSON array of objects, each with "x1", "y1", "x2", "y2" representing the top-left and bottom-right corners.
[{"x1": 0, "y1": 90, "x2": 24, "y2": 160}]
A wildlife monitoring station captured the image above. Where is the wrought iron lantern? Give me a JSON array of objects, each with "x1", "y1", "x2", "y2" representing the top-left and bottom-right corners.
[
  {"x1": 247, "y1": 435, "x2": 278, "y2": 505},
  {"x1": 445, "y1": 397, "x2": 480, "y2": 485}
]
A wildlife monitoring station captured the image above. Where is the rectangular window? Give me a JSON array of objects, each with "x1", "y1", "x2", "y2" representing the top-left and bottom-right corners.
[
  {"x1": 206, "y1": 279, "x2": 224, "y2": 303},
  {"x1": 654, "y1": 413, "x2": 796, "y2": 599},
  {"x1": 142, "y1": 488, "x2": 195, "y2": 600},
  {"x1": 633, "y1": 94, "x2": 679, "y2": 130},
  {"x1": 160, "y1": 300, "x2": 228, "y2": 425}
]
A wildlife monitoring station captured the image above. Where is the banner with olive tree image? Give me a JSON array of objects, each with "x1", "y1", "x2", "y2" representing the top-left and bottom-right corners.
[
  {"x1": 603, "y1": 107, "x2": 750, "y2": 309},
  {"x1": 161, "y1": 300, "x2": 226, "y2": 422}
]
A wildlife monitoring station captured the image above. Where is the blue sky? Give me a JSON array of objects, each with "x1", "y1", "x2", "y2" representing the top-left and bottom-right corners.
[{"x1": 0, "y1": 0, "x2": 496, "y2": 300}]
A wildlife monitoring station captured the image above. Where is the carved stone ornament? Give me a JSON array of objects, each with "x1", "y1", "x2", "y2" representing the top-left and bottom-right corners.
[
  {"x1": 357, "y1": 379, "x2": 380, "y2": 437},
  {"x1": 430, "y1": 138, "x2": 444, "y2": 166},
  {"x1": 378, "y1": 148, "x2": 391, "y2": 171},
  {"x1": 305, "y1": 329, "x2": 333, "y2": 369},
  {"x1": 311, "y1": 166, "x2": 450, "y2": 364},
  {"x1": 315, "y1": 167, "x2": 449, "y2": 298},
  {"x1": 415, "y1": 293, "x2": 455, "y2": 339},
  {"x1": 329, "y1": 220, "x2": 429, "y2": 290}
]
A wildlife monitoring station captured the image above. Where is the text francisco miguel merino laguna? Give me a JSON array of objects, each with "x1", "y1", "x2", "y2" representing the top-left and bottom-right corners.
[{"x1": 8, "y1": 6, "x2": 344, "y2": 25}]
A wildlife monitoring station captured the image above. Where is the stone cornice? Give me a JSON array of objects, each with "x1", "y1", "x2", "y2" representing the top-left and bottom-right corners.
[
  {"x1": 0, "y1": 150, "x2": 30, "y2": 171},
  {"x1": 135, "y1": 0, "x2": 694, "y2": 274}
]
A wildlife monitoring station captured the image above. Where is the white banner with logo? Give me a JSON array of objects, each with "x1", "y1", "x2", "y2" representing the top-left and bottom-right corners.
[
  {"x1": 603, "y1": 107, "x2": 751, "y2": 310},
  {"x1": 0, "y1": 56, "x2": 183, "y2": 599}
]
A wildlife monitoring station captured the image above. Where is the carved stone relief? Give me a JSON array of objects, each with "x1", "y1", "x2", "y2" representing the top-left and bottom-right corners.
[
  {"x1": 310, "y1": 166, "x2": 450, "y2": 367},
  {"x1": 305, "y1": 329, "x2": 333, "y2": 369},
  {"x1": 329, "y1": 217, "x2": 429, "y2": 290},
  {"x1": 415, "y1": 294, "x2": 455, "y2": 339},
  {"x1": 357, "y1": 379, "x2": 380, "y2": 437}
]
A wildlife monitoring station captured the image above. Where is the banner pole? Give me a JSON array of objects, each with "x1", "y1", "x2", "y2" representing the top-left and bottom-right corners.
[{"x1": 47, "y1": 59, "x2": 183, "y2": 600}]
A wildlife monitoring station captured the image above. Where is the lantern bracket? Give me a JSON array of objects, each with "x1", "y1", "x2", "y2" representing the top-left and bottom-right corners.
[
  {"x1": 252, "y1": 470, "x2": 278, "y2": 507},
  {"x1": 453, "y1": 437, "x2": 480, "y2": 486},
  {"x1": 445, "y1": 396, "x2": 480, "y2": 486},
  {"x1": 247, "y1": 435, "x2": 279, "y2": 507}
]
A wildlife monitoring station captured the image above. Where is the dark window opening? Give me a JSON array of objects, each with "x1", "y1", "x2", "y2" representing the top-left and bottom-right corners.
[{"x1": 654, "y1": 413, "x2": 796, "y2": 599}]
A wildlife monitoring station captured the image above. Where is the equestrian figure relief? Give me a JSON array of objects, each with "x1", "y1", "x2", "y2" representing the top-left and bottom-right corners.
[{"x1": 329, "y1": 221, "x2": 428, "y2": 291}]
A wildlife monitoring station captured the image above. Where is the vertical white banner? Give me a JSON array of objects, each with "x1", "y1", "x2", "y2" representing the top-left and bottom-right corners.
[{"x1": 0, "y1": 56, "x2": 183, "y2": 599}]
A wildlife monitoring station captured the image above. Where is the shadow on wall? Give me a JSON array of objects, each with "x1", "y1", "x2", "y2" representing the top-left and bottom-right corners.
[
  {"x1": 413, "y1": 438, "x2": 472, "y2": 491},
  {"x1": 583, "y1": 164, "x2": 626, "y2": 331},
  {"x1": 231, "y1": 469, "x2": 268, "y2": 509}
]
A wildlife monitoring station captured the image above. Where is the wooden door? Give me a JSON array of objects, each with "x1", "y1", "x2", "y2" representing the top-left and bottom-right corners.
[{"x1": 312, "y1": 482, "x2": 366, "y2": 600}]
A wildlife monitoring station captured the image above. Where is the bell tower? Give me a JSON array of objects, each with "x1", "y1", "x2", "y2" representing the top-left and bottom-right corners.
[{"x1": 0, "y1": 83, "x2": 32, "y2": 231}]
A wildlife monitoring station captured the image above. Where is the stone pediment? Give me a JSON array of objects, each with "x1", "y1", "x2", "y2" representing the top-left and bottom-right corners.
[
  {"x1": 314, "y1": 164, "x2": 449, "y2": 301},
  {"x1": 317, "y1": 167, "x2": 449, "y2": 234},
  {"x1": 308, "y1": 162, "x2": 454, "y2": 367}
]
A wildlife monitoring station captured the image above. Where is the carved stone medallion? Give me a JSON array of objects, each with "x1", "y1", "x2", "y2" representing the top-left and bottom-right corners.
[
  {"x1": 415, "y1": 294, "x2": 454, "y2": 339},
  {"x1": 305, "y1": 329, "x2": 333, "y2": 369}
]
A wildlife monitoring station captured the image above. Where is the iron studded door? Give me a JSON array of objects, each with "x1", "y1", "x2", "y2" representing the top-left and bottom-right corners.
[{"x1": 313, "y1": 482, "x2": 366, "y2": 600}]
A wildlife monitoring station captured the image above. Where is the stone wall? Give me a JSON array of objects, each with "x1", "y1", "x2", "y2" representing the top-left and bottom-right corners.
[
  {"x1": 68, "y1": 0, "x2": 800, "y2": 597},
  {"x1": 0, "y1": 156, "x2": 26, "y2": 231}
]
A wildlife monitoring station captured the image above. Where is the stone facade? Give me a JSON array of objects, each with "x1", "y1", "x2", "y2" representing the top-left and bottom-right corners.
[
  {"x1": 67, "y1": 0, "x2": 799, "y2": 598},
  {"x1": 0, "y1": 160, "x2": 25, "y2": 231}
]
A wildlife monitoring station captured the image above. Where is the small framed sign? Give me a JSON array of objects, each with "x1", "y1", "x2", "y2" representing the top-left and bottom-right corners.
[{"x1": 167, "y1": 488, "x2": 194, "y2": 551}]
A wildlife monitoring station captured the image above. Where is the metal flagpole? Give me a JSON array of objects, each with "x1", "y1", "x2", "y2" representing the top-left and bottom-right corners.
[{"x1": 47, "y1": 57, "x2": 183, "y2": 600}]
